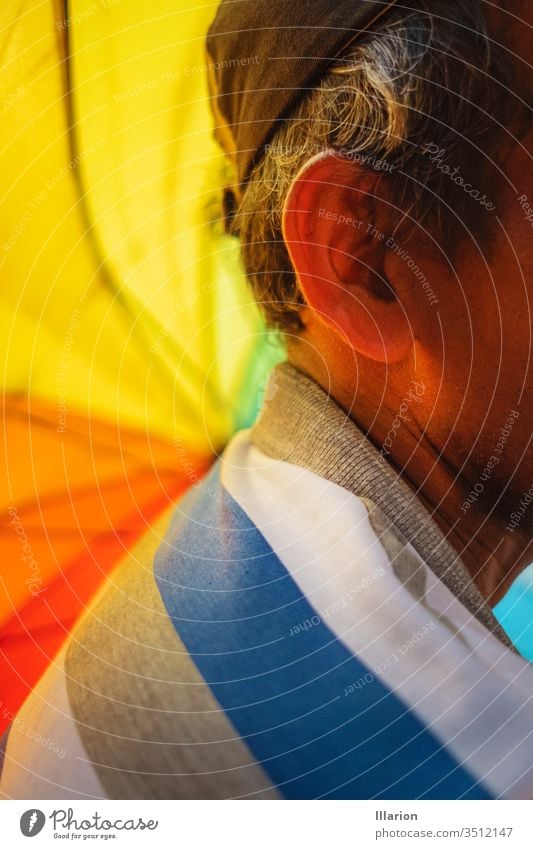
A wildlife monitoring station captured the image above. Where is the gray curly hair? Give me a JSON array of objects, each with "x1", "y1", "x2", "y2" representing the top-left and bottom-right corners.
[{"x1": 227, "y1": 0, "x2": 513, "y2": 331}]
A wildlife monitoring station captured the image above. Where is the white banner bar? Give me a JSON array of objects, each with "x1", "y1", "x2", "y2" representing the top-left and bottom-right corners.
[{"x1": 1, "y1": 799, "x2": 531, "y2": 848}]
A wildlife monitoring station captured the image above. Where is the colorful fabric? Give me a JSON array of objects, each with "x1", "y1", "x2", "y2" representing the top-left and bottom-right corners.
[
  {"x1": 0, "y1": 0, "x2": 283, "y2": 735},
  {"x1": 1, "y1": 365, "x2": 532, "y2": 800}
]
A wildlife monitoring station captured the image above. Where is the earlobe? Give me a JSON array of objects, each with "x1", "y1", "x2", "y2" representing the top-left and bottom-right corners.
[{"x1": 282, "y1": 152, "x2": 413, "y2": 364}]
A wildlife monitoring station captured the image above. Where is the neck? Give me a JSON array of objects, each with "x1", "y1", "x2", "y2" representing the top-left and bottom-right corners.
[
  {"x1": 288, "y1": 349, "x2": 531, "y2": 607},
  {"x1": 380, "y1": 432, "x2": 531, "y2": 606}
]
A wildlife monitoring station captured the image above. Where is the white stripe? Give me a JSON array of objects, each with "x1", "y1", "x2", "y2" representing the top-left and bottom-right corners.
[
  {"x1": 0, "y1": 649, "x2": 107, "y2": 799},
  {"x1": 222, "y1": 430, "x2": 533, "y2": 799}
]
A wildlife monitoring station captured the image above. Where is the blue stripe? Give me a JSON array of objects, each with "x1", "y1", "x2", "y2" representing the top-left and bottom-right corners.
[{"x1": 154, "y1": 463, "x2": 490, "y2": 800}]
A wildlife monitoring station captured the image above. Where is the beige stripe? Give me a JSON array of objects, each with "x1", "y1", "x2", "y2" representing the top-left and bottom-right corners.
[{"x1": 65, "y1": 507, "x2": 279, "y2": 799}]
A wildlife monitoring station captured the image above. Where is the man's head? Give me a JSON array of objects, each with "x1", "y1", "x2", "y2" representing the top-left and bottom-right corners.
[{"x1": 207, "y1": 0, "x2": 532, "y2": 600}]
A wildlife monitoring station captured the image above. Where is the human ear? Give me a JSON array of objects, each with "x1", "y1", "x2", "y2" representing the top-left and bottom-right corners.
[{"x1": 281, "y1": 152, "x2": 413, "y2": 363}]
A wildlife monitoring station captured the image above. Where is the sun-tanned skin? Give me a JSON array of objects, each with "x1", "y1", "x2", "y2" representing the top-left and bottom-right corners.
[{"x1": 214, "y1": 2, "x2": 532, "y2": 606}]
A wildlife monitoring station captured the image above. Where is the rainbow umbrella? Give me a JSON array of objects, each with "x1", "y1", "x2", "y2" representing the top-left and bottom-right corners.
[{"x1": 0, "y1": 0, "x2": 282, "y2": 733}]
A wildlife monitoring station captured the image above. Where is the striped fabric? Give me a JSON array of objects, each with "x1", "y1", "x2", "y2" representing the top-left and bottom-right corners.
[{"x1": 1, "y1": 364, "x2": 532, "y2": 799}]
